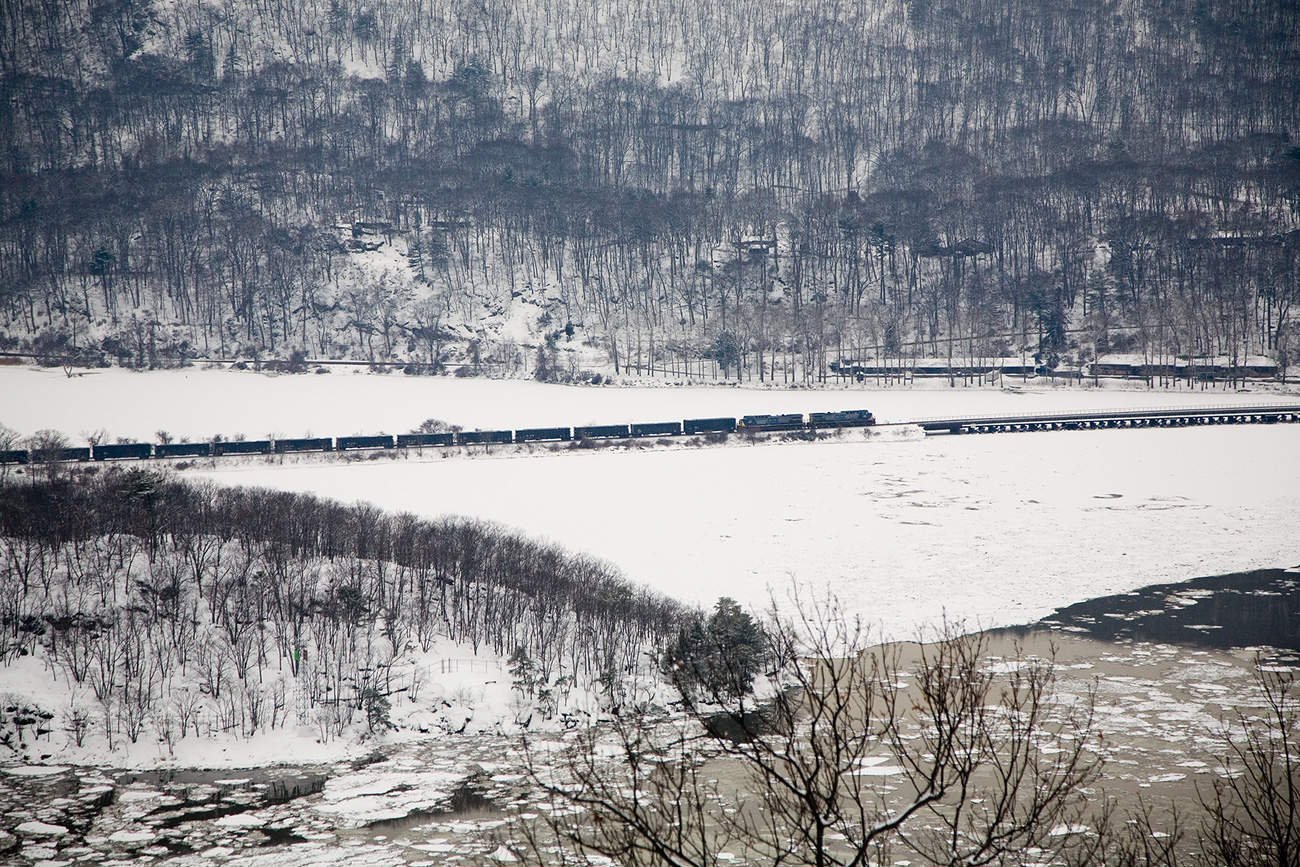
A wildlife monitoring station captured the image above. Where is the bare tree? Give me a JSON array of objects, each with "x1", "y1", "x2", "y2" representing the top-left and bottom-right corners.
[
  {"x1": 517, "y1": 597, "x2": 1102, "y2": 867},
  {"x1": 27, "y1": 429, "x2": 70, "y2": 482},
  {"x1": 1197, "y1": 664, "x2": 1299, "y2": 867},
  {"x1": 1066, "y1": 662, "x2": 1299, "y2": 867},
  {"x1": 0, "y1": 423, "x2": 20, "y2": 482},
  {"x1": 1063, "y1": 797, "x2": 1189, "y2": 867}
]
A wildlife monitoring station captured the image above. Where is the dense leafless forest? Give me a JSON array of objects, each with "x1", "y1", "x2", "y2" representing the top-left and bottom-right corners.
[
  {"x1": 2, "y1": 0, "x2": 1298, "y2": 379},
  {"x1": 0, "y1": 469, "x2": 682, "y2": 745}
]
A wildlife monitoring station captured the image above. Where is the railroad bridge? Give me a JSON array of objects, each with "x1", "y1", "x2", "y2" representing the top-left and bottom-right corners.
[{"x1": 909, "y1": 404, "x2": 1300, "y2": 435}]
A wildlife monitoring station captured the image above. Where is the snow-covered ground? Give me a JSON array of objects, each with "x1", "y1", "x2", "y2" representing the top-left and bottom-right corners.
[
  {"x1": 0, "y1": 631, "x2": 559, "y2": 770},
  {"x1": 5, "y1": 365, "x2": 1298, "y2": 639}
]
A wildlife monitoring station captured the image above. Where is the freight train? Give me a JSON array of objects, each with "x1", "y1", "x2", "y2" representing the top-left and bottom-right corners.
[{"x1": 0, "y1": 409, "x2": 875, "y2": 464}]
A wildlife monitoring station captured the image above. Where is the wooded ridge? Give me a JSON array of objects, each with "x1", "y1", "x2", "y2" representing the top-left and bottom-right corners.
[
  {"x1": 2, "y1": 0, "x2": 1297, "y2": 381},
  {"x1": 0, "y1": 470, "x2": 684, "y2": 748}
]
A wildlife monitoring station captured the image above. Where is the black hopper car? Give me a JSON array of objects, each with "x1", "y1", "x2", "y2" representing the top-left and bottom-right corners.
[
  {"x1": 157, "y1": 442, "x2": 212, "y2": 458},
  {"x1": 5, "y1": 446, "x2": 92, "y2": 463},
  {"x1": 515, "y1": 427, "x2": 573, "y2": 443},
  {"x1": 456, "y1": 430, "x2": 514, "y2": 445},
  {"x1": 396, "y1": 433, "x2": 455, "y2": 448},
  {"x1": 574, "y1": 424, "x2": 631, "y2": 439},
  {"x1": 275, "y1": 437, "x2": 333, "y2": 454},
  {"x1": 683, "y1": 417, "x2": 737, "y2": 434},
  {"x1": 0, "y1": 408, "x2": 877, "y2": 465},
  {"x1": 216, "y1": 440, "x2": 272, "y2": 456},
  {"x1": 630, "y1": 421, "x2": 682, "y2": 437},
  {"x1": 93, "y1": 443, "x2": 154, "y2": 461},
  {"x1": 337, "y1": 435, "x2": 395, "y2": 450}
]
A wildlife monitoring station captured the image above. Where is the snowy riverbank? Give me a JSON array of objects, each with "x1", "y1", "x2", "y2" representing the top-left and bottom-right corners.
[{"x1": 3, "y1": 364, "x2": 1294, "y2": 442}]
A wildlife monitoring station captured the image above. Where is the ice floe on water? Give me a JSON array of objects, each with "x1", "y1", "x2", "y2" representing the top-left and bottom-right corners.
[
  {"x1": 315, "y1": 768, "x2": 462, "y2": 826},
  {"x1": 851, "y1": 757, "x2": 906, "y2": 776},
  {"x1": 14, "y1": 820, "x2": 68, "y2": 836},
  {"x1": 3, "y1": 766, "x2": 69, "y2": 777}
]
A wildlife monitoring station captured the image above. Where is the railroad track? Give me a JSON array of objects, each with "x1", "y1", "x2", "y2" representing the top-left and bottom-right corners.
[{"x1": 4, "y1": 404, "x2": 1296, "y2": 466}]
